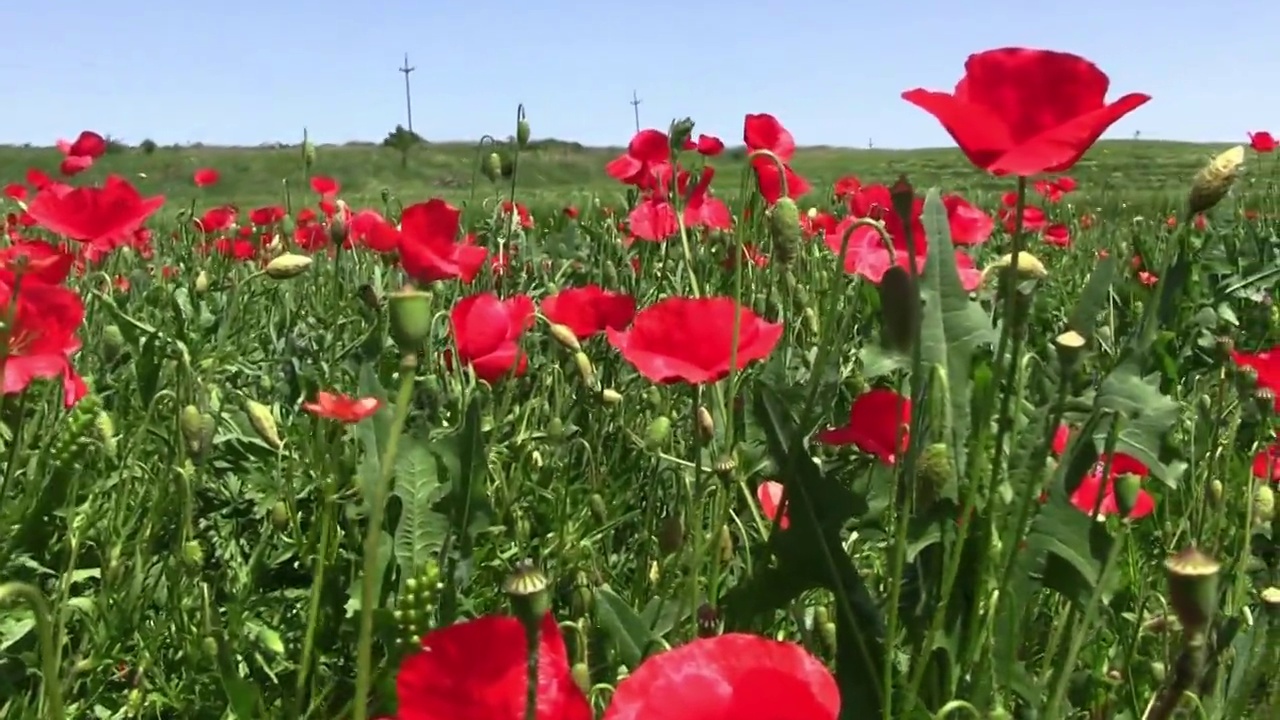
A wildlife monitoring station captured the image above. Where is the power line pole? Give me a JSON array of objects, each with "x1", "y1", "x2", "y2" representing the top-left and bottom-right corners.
[
  {"x1": 629, "y1": 90, "x2": 643, "y2": 133},
  {"x1": 398, "y1": 52, "x2": 416, "y2": 134}
]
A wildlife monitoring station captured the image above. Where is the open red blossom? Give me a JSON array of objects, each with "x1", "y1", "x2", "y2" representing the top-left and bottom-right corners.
[
  {"x1": 1249, "y1": 131, "x2": 1276, "y2": 153},
  {"x1": 302, "y1": 391, "x2": 381, "y2": 423},
  {"x1": 1252, "y1": 433, "x2": 1280, "y2": 482},
  {"x1": 606, "y1": 129, "x2": 673, "y2": 190},
  {"x1": 450, "y1": 292, "x2": 535, "y2": 383},
  {"x1": 744, "y1": 113, "x2": 811, "y2": 204},
  {"x1": 1043, "y1": 223, "x2": 1071, "y2": 247},
  {"x1": 396, "y1": 612, "x2": 590, "y2": 720},
  {"x1": 756, "y1": 480, "x2": 789, "y2": 530},
  {"x1": 1070, "y1": 452, "x2": 1155, "y2": 520},
  {"x1": 1, "y1": 280, "x2": 87, "y2": 407},
  {"x1": 193, "y1": 168, "x2": 220, "y2": 187},
  {"x1": 56, "y1": 131, "x2": 107, "y2": 160},
  {"x1": 541, "y1": 284, "x2": 636, "y2": 340},
  {"x1": 309, "y1": 176, "x2": 339, "y2": 197},
  {"x1": 348, "y1": 209, "x2": 399, "y2": 253},
  {"x1": 682, "y1": 167, "x2": 732, "y2": 231},
  {"x1": 817, "y1": 388, "x2": 911, "y2": 465},
  {"x1": 942, "y1": 193, "x2": 994, "y2": 245},
  {"x1": 602, "y1": 634, "x2": 838, "y2": 720},
  {"x1": 0, "y1": 240, "x2": 75, "y2": 285},
  {"x1": 695, "y1": 133, "x2": 725, "y2": 156},
  {"x1": 607, "y1": 296, "x2": 782, "y2": 385},
  {"x1": 398, "y1": 199, "x2": 488, "y2": 284},
  {"x1": 26, "y1": 175, "x2": 164, "y2": 246},
  {"x1": 627, "y1": 197, "x2": 679, "y2": 242},
  {"x1": 59, "y1": 155, "x2": 94, "y2": 177},
  {"x1": 902, "y1": 47, "x2": 1150, "y2": 176}
]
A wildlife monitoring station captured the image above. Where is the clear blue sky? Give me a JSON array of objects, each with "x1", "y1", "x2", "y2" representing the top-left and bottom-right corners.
[{"x1": 3, "y1": 0, "x2": 1275, "y2": 149}]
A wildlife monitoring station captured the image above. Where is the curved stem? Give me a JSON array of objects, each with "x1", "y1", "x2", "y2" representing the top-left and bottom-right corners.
[
  {"x1": 352, "y1": 353, "x2": 419, "y2": 720},
  {"x1": 0, "y1": 582, "x2": 63, "y2": 719},
  {"x1": 744, "y1": 149, "x2": 790, "y2": 201},
  {"x1": 467, "y1": 134, "x2": 499, "y2": 210}
]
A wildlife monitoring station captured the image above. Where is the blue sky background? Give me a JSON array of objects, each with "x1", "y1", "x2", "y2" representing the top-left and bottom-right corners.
[{"x1": 2, "y1": 0, "x2": 1274, "y2": 149}]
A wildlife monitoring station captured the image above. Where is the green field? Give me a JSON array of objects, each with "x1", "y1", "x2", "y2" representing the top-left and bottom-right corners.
[
  {"x1": 2, "y1": 126, "x2": 1280, "y2": 720},
  {"x1": 0, "y1": 137, "x2": 1242, "y2": 210}
]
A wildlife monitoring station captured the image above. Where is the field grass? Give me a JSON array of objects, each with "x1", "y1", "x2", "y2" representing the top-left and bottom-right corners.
[
  {"x1": 0, "y1": 137, "x2": 1242, "y2": 211},
  {"x1": 2, "y1": 126, "x2": 1280, "y2": 720}
]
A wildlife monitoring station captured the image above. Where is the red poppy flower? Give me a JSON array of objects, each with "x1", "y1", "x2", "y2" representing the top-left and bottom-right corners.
[
  {"x1": 56, "y1": 131, "x2": 107, "y2": 159},
  {"x1": 817, "y1": 388, "x2": 911, "y2": 465},
  {"x1": 743, "y1": 114, "x2": 811, "y2": 204},
  {"x1": 602, "y1": 633, "x2": 838, "y2": 720},
  {"x1": 541, "y1": 285, "x2": 636, "y2": 340},
  {"x1": 1252, "y1": 434, "x2": 1280, "y2": 482},
  {"x1": 606, "y1": 129, "x2": 672, "y2": 190},
  {"x1": 1069, "y1": 452, "x2": 1155, "y2": 520},
  {"x1": 627, "y1": 197, "x2": 678, "y2": 242},
  {"x1": 1043, "y1": 224, "x2": 1071, "y2": 248},
  {"x1": 59, "y1": 155, "x2": 94, "y2": 177},
  {"x1": 0, "y1": 240, "x2": 74, "y2": 285},
  {"x1": 26, "y1": 175, "x2": 165, "y2": 246},
  {"x1": 1249, "y1": 131, "x2": 1276, "y2": 153},
  {"x1": 902, "y1": 47, "x2": 1151, "y2": 176},
  {"x1": 302, "y1": 391, "x2": 381, "y2": 423},
  {"x1": 396, "y1": 612, "x2": 590, "y2": 720},
  {"x1": 682, "y1": 167, "x2": 732, "y2": 232},
  {"x1": 193, "y1": 168, "x2": 220, "y2": 187},
  {"x1": 398, "y1": 199, "x2": 488, "y2": 284},
  {"x1": 695, "y1": 133, "x2": 725, "y2": 156},
  {"x1": 756, "y1": 481, "x2": 789, "y2": 530},
  {"x1": 1, "y1": 279, "x2": 87, "y2": 407},
  {"x1": 942, "y1": 193, "x2": 993, "y2": 245},
  {"x1": 606, "y1": 296, "x2": 783, "y2": 385},
  {"x1": 310, "y1": 176, "x2": 339, "y2": 197},
  {"x1": 450, "y1": 292, "x2": 535, "y2": 383}
]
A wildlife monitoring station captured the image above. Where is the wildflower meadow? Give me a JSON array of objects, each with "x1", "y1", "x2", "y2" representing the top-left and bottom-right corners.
[{"x1": 6, "y1": 46, "x2": 1280, "y2": 720}]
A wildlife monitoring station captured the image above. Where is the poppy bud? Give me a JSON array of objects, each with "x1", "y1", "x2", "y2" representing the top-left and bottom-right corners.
[
  {"x1": 1208, "y1": 478, "x2": 1224, "y2": 506},
  {"x1": 588, "y1": 493, "x2": 608, "y2": 523},
  {"x1": 668, "y1": 117, "x2": 695, "y2": 153},
  {"x1": 271, "y1": 501, "x2": 290, "y2": 531},
  {"x1": 549, "y1": 323, "x2": 581, "y2": 352},
  {"x1": 877, "y1": 265, "x2": 920, "y2": 355},
  {"x1": 1188, "y1": 145, "x2": 1245, "y2": 216},
  {"x1": 380, "y1": 187, "x2": 392, "y2": 205},
  {"x1": 94, "y1": 409, "x2": 117, "y2": 458},
  {"x1": 503, "y1": 559, "x2": 550, "y2": 628},
  {"x1": 101, "y1": 324, "x2": 126, "y2": 363},
  {"x1": 1254, "y1": 484, "x2": 1275, "y2": 523},
  {"x1": 889, "y1": 175, "x2": 916, "y2": 228},
  {"x1": 803, "y1": 307, "x2": 819, "y2": 335},
  {"x1": 516, "y1": 119, "x2": 531, "y2": 148},
  {"x1": 913, "y1": 443, "x2": 955, "y2": 512},
  {"x1": 388, "y1": 288, "x2": 433, "y2": 352},
  {"x1": 818, "y1": 620, "x2": 838, "y2": 656},
  {"x1": 644, "y1": 386, "x2": 663, "y2": 411},
  {"x1": 695, "y1": 405, "x2": 715, "y2": 442},
  {"x1": 245, "y1": 399, "x2": 284, "y2": 451},
  {"x1": 302, "y1": 138, "x2": 317, "y2": 168},
  {"x1": 644, "y1": 416, "x2": 671, "y2": 451},
  {"x1": 981, "y1": 252, "x2": 1047, "y2": 287},
  {"x1": 602, "y1": 261, "x2": 620, "y2": 287},
  {"x1": 806, "y1": 207, "x2": 818, "y2": 219},
  {"x1": 182, "y1": 540, "x2": 205, "y2": 568},
  {"x1": 1164, "y1": 547, "x2": 1221, "y2": 634},
  {"x1": 570, "y1": 662, "x2": 591, "y2": 696},
  {"x1": 1261, "y1": 586, "x2": 1280, "y2": 613},
  {"x1": 329, "y1": 208, "x2": 349, "y2": 247},
  {"x1": 600, "y1": 388, "x2": 623, "y2": 405},
  {"x1": 569, "y1": 571, "x2": 594, "y2": 618},
  {"x1": 201, "y1": 636, "x2": 219, "y2": 658},
  {"x1": 264, "y1": 253, "x2": 312, "y2": 280},
  {"x1": 482, "y1": 152, "x2": 502, "y2": 183},
  {"x1": 179, "y1": 405, "x2": 207, "y2": 456},
  {"x1": 1113, "y1": 473, "x2": 1143, "y2": 518},
  {"x1": 194, "y1": 270, "x2": 210, "y2": 295},
  {"x1": 573, "y1": 352, "x2": 596, "y2": 387},
  {"x1": 716, "y1": 525, "x2": 733, "y2": 564},
  {"x1": 767, "y1": 198, "x2": 802, "y2": 264},
  {"x1": 657, "y1": 514, "x2": 684, "y2": 555}
]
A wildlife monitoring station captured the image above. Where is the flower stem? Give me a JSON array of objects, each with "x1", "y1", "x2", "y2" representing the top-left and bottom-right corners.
[{"x1": 0, "y1": 582, "x2": 63, "y2": 719}]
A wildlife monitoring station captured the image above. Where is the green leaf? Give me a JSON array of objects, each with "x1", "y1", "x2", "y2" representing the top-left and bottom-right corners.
[
  {"x1": 392, "y1": 438, "x2": 450, "y2": 580},
  {"x1": 918, "y1": 189, "x2": 999, "y2": 472},
  {"x1": 1068, "y1": 254, "x2": 1117, "y2": 340},
  {"x1": 593, "y1": 585, "x2": 655, "y2": 669}
]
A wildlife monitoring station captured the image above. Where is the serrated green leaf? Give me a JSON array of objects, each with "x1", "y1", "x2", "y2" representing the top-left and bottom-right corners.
[{"x1": 392, "y1": 438, "x2": 450, "y2": 579}]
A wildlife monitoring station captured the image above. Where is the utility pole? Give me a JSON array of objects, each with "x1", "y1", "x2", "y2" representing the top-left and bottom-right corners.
[
  {"x1": 398, "y1": 52, "x2": 416, "y2": 134},
  {"x1": 629, "y1": 90, "x2": 643, "y2": 133}
]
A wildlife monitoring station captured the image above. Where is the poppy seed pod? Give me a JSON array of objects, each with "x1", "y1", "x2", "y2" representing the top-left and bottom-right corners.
[
  {"x1": 1188, "y1": 145, "x2": 1245, "y2": 216},
  {"x1": 1054, "y1": 330, "x2": 1087, "y2": 369},
  {"x1": 101, "y1": 324, "x2": 125, "y2": 363},
  {"x1": 503, "y1": 559, "x2": 550, "y2": 627},
  {"x1": 1164, "y1": 548, "x2": 1221, "y2": 635},
  {"x1": 657, "y1": 514, "x2": 684, "y2": 555},
  {"x1": 388, "y1": 288, "x2": 433, "y2": 351},
  {"x1": 980, "y1": 252, "x2": 1048, "y2": 287},
  {"x1": 263, "y1": 253, "x2": 312, "y2": 280},
  {"x1": 245, "y1": 399, "x2": 283, "y2": 450}
]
